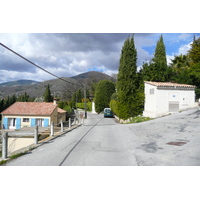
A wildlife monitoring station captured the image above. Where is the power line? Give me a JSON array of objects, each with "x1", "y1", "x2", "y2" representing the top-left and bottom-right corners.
[{"x1": 0, "y1": 42, "x2": 83, "y2": 88}]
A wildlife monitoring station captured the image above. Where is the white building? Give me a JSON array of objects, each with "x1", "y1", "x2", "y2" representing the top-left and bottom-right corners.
[{"x1": 143, "y1": 81, "x2": 197, "y2": 118}]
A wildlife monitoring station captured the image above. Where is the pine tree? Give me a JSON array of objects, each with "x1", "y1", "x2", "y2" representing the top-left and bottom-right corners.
[{"x1": 44, "y1": 84, "x2": 53, "y2": 102}]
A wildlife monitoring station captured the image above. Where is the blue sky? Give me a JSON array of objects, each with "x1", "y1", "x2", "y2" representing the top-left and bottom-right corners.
[{"x1": 0, "y1": 33, "x2": 199, "y2": 83}]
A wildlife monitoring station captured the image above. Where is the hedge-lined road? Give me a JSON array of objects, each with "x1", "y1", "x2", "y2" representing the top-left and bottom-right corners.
[{"x1": 5, "y1": 108, "x2": 200, "y2": 166}]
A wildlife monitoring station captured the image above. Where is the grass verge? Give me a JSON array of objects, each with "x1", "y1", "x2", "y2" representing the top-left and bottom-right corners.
[{"x1": 126, "y1": 116, "x2": 152, "y2": 124}]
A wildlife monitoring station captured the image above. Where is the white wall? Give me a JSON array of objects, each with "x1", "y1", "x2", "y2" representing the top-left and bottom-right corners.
[
  {"x1": 3, "y1": 115, "x2": 51, "y2": 129},
  {"x1": 143, "y1": 83, "x2": 196, "y2": 118},
  {"x1": 143, "y1": 83, "x2": 157, "y2": 118}
]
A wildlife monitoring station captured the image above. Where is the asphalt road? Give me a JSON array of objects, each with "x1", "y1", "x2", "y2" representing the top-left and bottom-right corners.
[{"x1": 5, "y1": 107, "x2": 200, "y2": 166}]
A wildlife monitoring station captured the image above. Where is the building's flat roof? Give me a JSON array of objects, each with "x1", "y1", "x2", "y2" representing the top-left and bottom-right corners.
[{"x1": 145, "y1": 81, "x2": 196, "y2": 88}]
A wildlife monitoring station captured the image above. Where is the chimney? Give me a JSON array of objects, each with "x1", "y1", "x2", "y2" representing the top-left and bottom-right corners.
[{"x1": 53, "y1": 98, "x2": 57, "y2": 105}]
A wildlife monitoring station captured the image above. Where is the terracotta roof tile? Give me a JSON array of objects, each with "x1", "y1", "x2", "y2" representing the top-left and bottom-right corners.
[
  {"x1": 1, "y1": 102, "x2": 57, "y2": 115},
  {"x1": 57, "y1": 108, "x2": 67, "y2": 113},
  {"x1": 145, "y1": 81, "x2": 196, "y2": 88}
]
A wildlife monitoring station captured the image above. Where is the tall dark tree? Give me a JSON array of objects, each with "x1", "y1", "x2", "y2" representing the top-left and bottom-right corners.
[
  {"x1": 77, "y1": 89, "x2": 82, "y2": 103},
  {"x1": 116, "y1": 35, "x2": 143, "y2": 119},
  {"x1": 152, "y1": 34, "x2": 168, "y2": 81},
  {"x1": 44, "y1": 84, "x2": 53, "y2": 102},
  {"x1": 117, "y1": 35, "x2": 137, "y2": 99},
  {"x1": 141, "y1": 35, "x2": 169, "y2": 82}
]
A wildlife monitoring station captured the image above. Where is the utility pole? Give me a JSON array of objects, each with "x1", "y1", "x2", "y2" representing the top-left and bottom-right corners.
[{"x1": 84, "y1": 84, "x2": 87, "y2": 119}]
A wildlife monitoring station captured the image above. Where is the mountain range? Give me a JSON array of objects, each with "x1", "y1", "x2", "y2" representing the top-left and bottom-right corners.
[
  {"x1": 0, "y1": 71, "x2": 115, "y2": 99},
  {"x1": 0, "y1": 80, "x2": 40, "y2": 87}
]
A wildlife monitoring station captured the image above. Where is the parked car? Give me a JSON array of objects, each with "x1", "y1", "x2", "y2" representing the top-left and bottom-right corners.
[{"x1": 104, "y1": 108, "x2": 113, "y2": 118}]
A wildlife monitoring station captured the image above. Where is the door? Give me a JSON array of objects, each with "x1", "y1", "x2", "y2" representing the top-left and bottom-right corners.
[
  {"x1": 168, "y1": 92, "x2": 180, "y2": 112},
  {"x1": 169, "y1": 101, "x2": 179, "y2": 112},
  {"x1": 8, "y1": 118, "x2": 16, "y2": 129}
]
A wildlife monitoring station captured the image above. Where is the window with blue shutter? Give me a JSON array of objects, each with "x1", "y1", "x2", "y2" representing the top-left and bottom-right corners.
[
  {"x1": 3, "y1": 118, "x2": 8, "y2": 129},
  {"x1": 16, "y1": 118, "x2": 21, "y2": 129},
  {"x1": 31, "y1": 118, "x2": 36, "y2": 127},
  {"x1": 44, "y1": 119, "x2": 49, "y2": 127}
]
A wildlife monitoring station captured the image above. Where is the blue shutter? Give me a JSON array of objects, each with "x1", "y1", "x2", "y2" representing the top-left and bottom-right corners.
[
  {"x1": 31, "y1": 118, "x2": 36, "y2": 127},
  {"x1": 44, "y1": 119, "x2": 49, "y2": 127},
  {"x1": 3, "y1": 118, "x2": 8, "y2": 129},
  {"x1": 16, "y1": 118, "x2": 21, "y2": 129}
]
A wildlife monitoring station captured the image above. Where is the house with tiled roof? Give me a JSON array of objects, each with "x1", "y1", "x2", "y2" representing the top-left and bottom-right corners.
[
  {"x1": 1, "y1": 101, "x2": 66, "y2": 129},
  {"x1": 143, "y1": 81, "x2": 197, "y2": 118}
]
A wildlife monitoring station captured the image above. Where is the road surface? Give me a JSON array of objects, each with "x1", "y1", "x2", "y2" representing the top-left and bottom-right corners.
[{"x1": 5, "y1": 107, "x2": 200, "y2": 166}]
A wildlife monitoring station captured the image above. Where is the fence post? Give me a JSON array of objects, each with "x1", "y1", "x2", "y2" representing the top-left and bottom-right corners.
[
  {"x1": 69, "y1": 118, "x2": 71, "y2": 129},
  {"x1": 61, "y1": 119, "x2": 64, "y2": 132},
  {"x1": 50, "y1": 122, "x2": 54, "y2": 136},
  {"x1": 34, "y1": 125, "x2": 38, "y2": 144},
  {"x1": 2, "y1": 132, "x2": 8, "y2": 159},
  {"x1": 77, "y1": 113, "x2": 80, "y2": 125}
]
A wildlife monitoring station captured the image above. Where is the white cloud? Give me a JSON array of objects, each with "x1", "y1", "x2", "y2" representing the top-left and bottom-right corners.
[
  {"x1": 167, "y1": 55, "x2": 174, "y2": 65},
  {"x1": 0, "y1": 33, "x2": 198, "y2": 84},
  {"x1": 178, "y1": 43, "x2": 192, "y2": 55},
  {"x1": 178, "y1": 33, "x2": 192, "y2": 41}
]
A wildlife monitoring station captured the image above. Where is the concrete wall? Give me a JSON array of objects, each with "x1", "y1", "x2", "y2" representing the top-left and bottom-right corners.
[{"x1": 8, "y1": 137, "x2": 34, "y2": 154}]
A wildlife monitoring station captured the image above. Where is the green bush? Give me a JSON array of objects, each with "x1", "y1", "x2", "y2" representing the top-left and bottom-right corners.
[
  {"x1": 58, "y1": 101, "x2": 68, "y2": 109},
  {"x1": 94, "y1": 80, "x2": 115, "y2": 113},
  {"x1": 110, "y1": 100, "x2": 130, "y2": 120},
  {"x1": 110, "y1": 99, "x2": 118, "y2": 115},
  {"x1": 76, "y1": 102, "x2": 92, "y2": 111},
  {"x1": 63, "y1": 105, "x2": 73, "y2": 114}
]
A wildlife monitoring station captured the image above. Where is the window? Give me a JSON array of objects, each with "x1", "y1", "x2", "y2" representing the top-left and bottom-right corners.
[
  {"x1": 150, "y1": 88, "x2": 154, "y2": 95},
  {"x1": 23, "y1": 118, "x2": 29, "y2": 122}
]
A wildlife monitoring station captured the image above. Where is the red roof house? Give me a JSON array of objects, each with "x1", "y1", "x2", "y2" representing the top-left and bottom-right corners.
[{"x1": 1, "y1": 102, "x2": 66, "y2": 129}]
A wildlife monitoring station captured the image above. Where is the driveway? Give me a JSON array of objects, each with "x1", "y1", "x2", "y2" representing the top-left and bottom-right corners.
[{"x1": 4, "y1": 107, "x2": 200, "y2": 166}]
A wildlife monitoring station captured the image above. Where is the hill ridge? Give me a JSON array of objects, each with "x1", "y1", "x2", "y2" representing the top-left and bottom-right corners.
[{"x1": 0, "y1": 71, "x2": 115, "y2": 99}]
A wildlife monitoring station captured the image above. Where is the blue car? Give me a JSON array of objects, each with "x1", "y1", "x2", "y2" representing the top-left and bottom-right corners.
[{"x1": 104, "y1": 108, "x2": 113, "y2": 118}]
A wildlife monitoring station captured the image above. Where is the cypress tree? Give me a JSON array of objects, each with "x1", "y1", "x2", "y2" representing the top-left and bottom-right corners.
[
  {"x1": 44, "y1": 84, "x2": 53, "y2": 102},
  {"x1": 152, "y1": 34, "x2": 168, "y2": 81},
  {"x1": 116, "y1": 35, "x2": 140, "y2": 119},
  {"x1": 140, "y1": 35, "x2": 169, "y2": 82}
]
